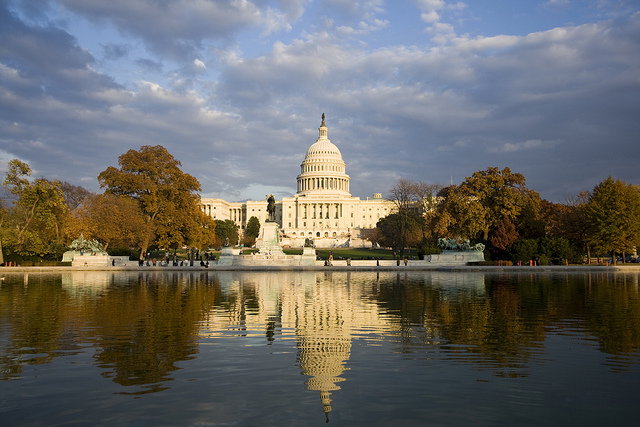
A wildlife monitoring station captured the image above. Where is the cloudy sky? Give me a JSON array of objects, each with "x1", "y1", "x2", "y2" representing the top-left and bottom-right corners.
[{"x1": 1, "y1": 0, "x2": 639, "y2": 203}]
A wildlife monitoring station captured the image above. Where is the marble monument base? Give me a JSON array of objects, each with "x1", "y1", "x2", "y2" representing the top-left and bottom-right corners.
[
  {"x1": 218, "y1": 247, "x2": 242, "y2": 265},
  {"x1": 300, "y1": 246, "x2": 317, "y2": 266},
  {"x1": 257, "y1": 221, "x2": 285, "y2": 256},
  {"x1": 425, "y1": 251, "x2": 485, "y2": 266}
]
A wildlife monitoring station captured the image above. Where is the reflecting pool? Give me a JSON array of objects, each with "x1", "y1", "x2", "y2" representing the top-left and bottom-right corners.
[{"x1": 1, "y1": 270, "x2": 640, "y2": 425}]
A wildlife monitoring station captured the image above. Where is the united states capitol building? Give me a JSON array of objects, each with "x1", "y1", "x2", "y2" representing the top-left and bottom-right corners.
[{"x1": 200, "y1": 115, "x2": 395, "y2": 248}]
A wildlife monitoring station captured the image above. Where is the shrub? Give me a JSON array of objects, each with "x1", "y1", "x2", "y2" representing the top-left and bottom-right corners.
[{"x1": 418, "y1": 245, "x2": 441, "y2": 259}]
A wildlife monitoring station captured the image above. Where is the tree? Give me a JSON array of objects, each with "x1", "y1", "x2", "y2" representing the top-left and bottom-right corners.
[
  {"x1": 431, "y1": 184, "x2": 487, "y2": 241},
  {"x1": 57, "y1": 182, "x2": 93, "y2": 246},
  {"x1": 73, "y1": 193, "x2": 148, "y2": 251},
  {"x1": 214, "y1": 219, "x2": 239, "y2": 247},
  {"x1": 433, "y1": 167, "x2": 539, "y2": 245},
  {"x1": 412, "y1": 181, "x2": 443, "y2": 216},
  {"x1": 489, "y1": 217, "x2": 519, "y2": 252},
  {"x1": 537, "y1": 237, "x2": 581, "y2": 265},
  {"x1": 187, "y1": 211, "x2": 217, "y2": 251},
  {"x1": 542, "y1": 193, "x2": 589, "y2": 241},
  {"x1": 59, "y1": 182, "x2": 93, "y2": 211},
  {"x1": 98, "y1": 146, "x2": 202, "y2": 258},
  {"x1": 510, "y1": 239, "x2": 538, "y2": 263},
  {"x1": 243, "y1": 216, "x2": 260, "y2": 247},
  {"x1": 2, "y1": 159, "x2": 67, "y2": 256},
  {"x1": 375, "y1": 211, "x2": 424, "y2": 253},
  {"x1": 387, "y1": 179, "x2": 440, "y2": 256},
  {"x1": 584, "y1": 177, "x2": 640, "y2": 259},
  {"x1": 387, "y1": 179, "x2": 414, "y2": 257}
]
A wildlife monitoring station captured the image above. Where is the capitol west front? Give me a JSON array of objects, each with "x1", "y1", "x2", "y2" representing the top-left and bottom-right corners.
[{"x1": 200, "y1": 116, "x2": 394, "y2": 248}]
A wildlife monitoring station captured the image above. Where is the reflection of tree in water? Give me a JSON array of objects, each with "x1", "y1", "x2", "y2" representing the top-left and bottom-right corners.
[
  {"x1": 376, "y1": 273, "x2": 546, "y2": 377},
  {"x1": 583, "y1": 273, "x2": 640, "y2": 368},
  {"x1": 378, "y1": 272, "x2": 640, "y2": 376},
  {"x1": 3, "y1": 269, "x2": 640, "y2": 400},
  {"x1": 91, "y1": 272, "x2": 221, "y2": 392},
  {"x1": 0, "y1": 274, "x2": 72, "y2": 379}
]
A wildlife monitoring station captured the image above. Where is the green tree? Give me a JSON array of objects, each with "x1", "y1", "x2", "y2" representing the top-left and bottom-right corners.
[
  {"x1": 537, "y1": 237, "x2": 581, "y2": 265},
  {"x1": 584, "y1": 177, "x2": 640, "y2": 259},
  {"x1": 374, "y1": 211, "x2": 424, "y2": 253},
  {"x1": 510, "y1": 239, "x2": 538, "y2": 263},
  {"x1": 2, "y1": 159, "x2": 67, "y2": 257},
  {"x1": 431, "y1": 184, "x2": 487, "y2": 240},
  {"x1": 214, "y1": 219, "x2": 239, "y2": 247},
  {"x1": 98, "y1": 146, "x2": 202, "y2": 258},
  {"x1": 243, "y1": 216, "x2": 260, "y2": 247}
]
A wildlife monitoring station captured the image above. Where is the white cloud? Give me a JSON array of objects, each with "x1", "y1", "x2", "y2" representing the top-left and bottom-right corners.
[
  {"x1": 495, "y1": 139, "x2": 559, "y2": 153},
  {"x1": 421, "y1": 10, "x2": 440, "y2": 23},
  {"x1": 544, "y1": 0, "x2": 571, "y2": 7},
  {"x1": 193, "y1": 58, "x2": 206, "y2": 70}
]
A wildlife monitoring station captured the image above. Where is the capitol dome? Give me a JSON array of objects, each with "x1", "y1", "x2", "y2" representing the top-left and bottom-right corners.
[{"x1": 296, "y1": 114, "x2": 351, "y2": 196}]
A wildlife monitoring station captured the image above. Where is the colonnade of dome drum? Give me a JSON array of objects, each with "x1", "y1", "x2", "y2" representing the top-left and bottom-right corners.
[{"x1": 296, "y1": 115, "x2": 351, "y2": 196}]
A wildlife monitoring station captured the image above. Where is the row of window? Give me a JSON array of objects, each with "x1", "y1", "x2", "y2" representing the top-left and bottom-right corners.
[
  {"x1": 289, "y1": 231, "x2": 339, "y2": 237},
  {"x1": 302, "y1": 164, "x2": 344, "y2": 173}
]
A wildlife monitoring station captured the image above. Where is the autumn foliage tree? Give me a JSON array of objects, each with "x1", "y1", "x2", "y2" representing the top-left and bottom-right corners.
[
  {"x1": 489, "y1": 217, "x2": 519, "y2": 252},
  {"x1": 72, "y1": 193, "x2": 148, "y2": 251},
  {"x1": 98, "y1": 145, "x2": 208, "y2": 257},
  {"x1": 1, "y1": 159, "x2": 67, "y2": 258},
  {"x1": 433, "y1": 167, "x2": 540, "y2": 249}
]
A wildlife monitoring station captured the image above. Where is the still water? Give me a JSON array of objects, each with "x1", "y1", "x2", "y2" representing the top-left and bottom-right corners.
[{"x1": 1, "y1": 270, "x2": 639, "y2": 426}]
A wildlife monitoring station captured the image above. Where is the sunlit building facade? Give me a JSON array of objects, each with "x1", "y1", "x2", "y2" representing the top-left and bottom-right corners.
[{"x1": 200, "y1": 115, "x2": 394, "y2": 248}]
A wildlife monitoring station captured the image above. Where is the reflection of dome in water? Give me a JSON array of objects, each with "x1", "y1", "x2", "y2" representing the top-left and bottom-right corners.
[
  {"x1": 298, "y1": 336, "x2": 351, "y2": 388},
  {"x1": 202, "y1": 272, "x2": 396, "y2": 422},
  {"x1": 295, "y1": 280, "x2": 355, "y2": 421},
  {"x1": 298, "y1": 335, "x2": 351, "y2": 419}
]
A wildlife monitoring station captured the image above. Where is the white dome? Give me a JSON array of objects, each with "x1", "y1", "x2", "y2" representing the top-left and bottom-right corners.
[
  {"x1": 296, "y1": 114, "x2": 351, "y2": 197},
  {"x1": 305, "y1": 139, "x2": 342, "y2": 161}
]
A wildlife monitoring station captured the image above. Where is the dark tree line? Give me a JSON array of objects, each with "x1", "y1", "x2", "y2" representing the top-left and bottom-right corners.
[{"x1": 372, "y1": 168, "x2": 640, "y2": 264}]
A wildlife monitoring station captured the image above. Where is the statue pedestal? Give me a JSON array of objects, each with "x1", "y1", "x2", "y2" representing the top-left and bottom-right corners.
[
  {"x1": 426, "y1": 251, "x2": 485, "y2": 265},
  {"x1": 300, "y1": 246, "x2": 317, "y2": 265},
  {"x1": 69, "y1": 253, "x2": 110, "y2": 267},
  {"x1": 218, "y1": 247, "x2": 240, "y2": 265},
  {"x1": 62, "y1": 251, "x2": 81, "y2": 263},
  {"x1": 257, "y1": 222, "x2": 285, "y2": 256}
]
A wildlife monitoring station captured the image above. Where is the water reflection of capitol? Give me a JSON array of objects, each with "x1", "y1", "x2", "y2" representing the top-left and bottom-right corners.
[
  {"x1": 59, "y1": 270, "x2": 485, "y2": 419},
  {"x1": 201, "y1": 272, "x2": 394, "y2": 420},
  {"x1": 199, "y1": 271, "x2": 485, "y2": 420}
]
